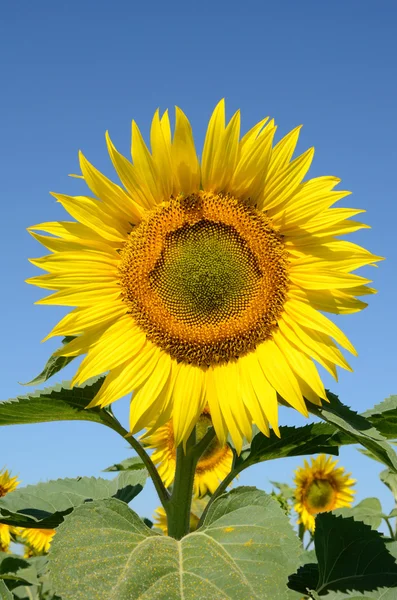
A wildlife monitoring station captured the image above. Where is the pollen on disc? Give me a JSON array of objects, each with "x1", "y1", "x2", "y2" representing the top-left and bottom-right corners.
[{"x1": 119, "y1": 191, "x2": 289, "y2": 367}]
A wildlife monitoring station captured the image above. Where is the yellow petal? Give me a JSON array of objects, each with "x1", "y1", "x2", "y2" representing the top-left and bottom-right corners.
[
  {"x1": 79, "y1": 151, "x2": 143, "y2": 221},
  {"x1": 256, "y1": 340, "x2": 308, "y2": 416},
  {"x1": 171, "y1": 107, "x2": 200, "y2": 195},
  {"x1": 172, "y1": 364, "x2": 206, "y2": 446},
  {"x1": 150, "y1": 109, "x2": 173, "y2": 200}
]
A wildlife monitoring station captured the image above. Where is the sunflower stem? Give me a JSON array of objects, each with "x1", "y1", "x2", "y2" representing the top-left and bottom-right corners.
[
  {"x1": 98, "y1": 409, "x2": 171, "y2": 508},
  {"x1": 384, "y1": 517, "x2": 395, "y2": 540},
  {"x1": 197, "y1": 450, "x2": 241, "y2": 528},
  {"x1": 166, "y1": 427, "x2": 198, "y2": 540},
  {"x1": 124, "y1": 432, "x2": 171, "y2": 508}
]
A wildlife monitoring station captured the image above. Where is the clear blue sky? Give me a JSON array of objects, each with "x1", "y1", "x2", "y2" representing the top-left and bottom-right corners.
[{"x1": 1, "y1": 1, "x2": 397, "y2": 523}]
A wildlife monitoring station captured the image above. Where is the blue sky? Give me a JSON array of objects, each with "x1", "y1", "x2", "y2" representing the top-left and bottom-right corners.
[{"x1": 1, "y1": 1, "x2": 397, "y2": 523}]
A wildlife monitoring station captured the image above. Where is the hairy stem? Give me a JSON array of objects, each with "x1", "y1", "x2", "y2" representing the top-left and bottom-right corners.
[
  {"x1": 166, "y1": 428, "x2": 197, "y2": 540},
  {"x1": 166, "y1": 426, "x2": 216, "y2": 539},
  {"x1": 384, "y1": 517, "x2": 395, "y2": 540},
  {"x1": 100, "y1": 409, "x2": 170, "y2": 508},
  {"x1": 197, "y1": 450, "x2": 241, "y2": 528}
]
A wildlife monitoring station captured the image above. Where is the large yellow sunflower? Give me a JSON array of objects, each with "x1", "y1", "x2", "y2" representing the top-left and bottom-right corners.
[
  {"x1": 294, "y1": 454, "x2": 356, "y2": 532},
  {"x1": 143, "y1": 407, "x2": 233, "y2": 497},
  {"x1": 28, "y1": 100, "x2": 380, "y2": 451}
]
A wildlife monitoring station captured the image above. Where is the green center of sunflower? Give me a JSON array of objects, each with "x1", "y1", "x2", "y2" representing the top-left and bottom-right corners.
[
  {"x1": 305, "y1": 479, "x2": 336, "y2": 513},
  {"x1": 119, "y1": 192, "x2": 289, "y2": 367},
  {"x1": 150, "y1": 221, "x2": 262, "y2": 325}
]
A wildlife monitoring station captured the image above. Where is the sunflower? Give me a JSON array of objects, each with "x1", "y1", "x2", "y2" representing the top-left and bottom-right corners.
[
  {"x1": 154, "y1": 498, "x2": 208, "y2": 535},
  {"x1": 0, "y1": 524, "x2": 12, "y2": 552},
  {"x1": 19, "y1": 528, "x2": 56, "y2": 554},
  {"x1": 28, "y1": 100, "x2": 380, "y2": 452},
  {"x1": 0, "y1": 468, "x2": 19, "y2": 497},
  {"x1": 294, "y1": 454, "x2": 356, "y2": 532},
  {"x1": 143, "y1": 407, "x2": 233, "y2": 497},
  {"x1": 0, "y1": 469, "x2": 20, "y2": 553}
]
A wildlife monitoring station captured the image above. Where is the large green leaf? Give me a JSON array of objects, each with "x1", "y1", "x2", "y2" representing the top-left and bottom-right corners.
[
  {"x1": 0, "y1": 378, "x2": 110, "y2": 427},
  {"x1": 0, "y1": 581, "x2": 12, "y2": 600},
  {"x1": 288, "y1": 513, "x2": 397, "y2": 596},
  {"x1": 235, "y1": 423, "x2": 339, "y2": 470},
  {"x1": 0, "y1": 472, "x2": 147, "y2": 528},
  {"x1": 334, "y1": 498, "x2": 384, "y2": 529},
  {"x1": 103, "y1": 457, "x2": 145, "y2": 472},
  {"x1": 22, "y1": 337, "x2": 76, "y2": 386},
  {"x1": 49, "y1": 487, "x2": 301, "y2": 599},
  {"x1": 309, "y1": 393, "x2": 397, "y2": 473}
]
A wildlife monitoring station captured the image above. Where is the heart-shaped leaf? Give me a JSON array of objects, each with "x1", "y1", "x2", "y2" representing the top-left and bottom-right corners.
[{"x1": 49, "y1": 487, "x2": 301, "y2": 599}]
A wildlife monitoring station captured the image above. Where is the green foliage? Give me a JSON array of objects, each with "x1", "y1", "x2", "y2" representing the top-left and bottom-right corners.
[
  {"x1": 0, "y1": 472, "x2": 147, "y2": 528},
  {"x1": 22, "y1": 337, "x2": 77, "y2": 386},
  {"x1": 315, "y1": 590, "x2": 397, "y2": 599},
  {"x1": 0, "y1": 581, "x2": 13, "y2": 600},
  {"x1": 0, "y1": 553, "x2": 38, "y2": 589},
  {"x1": 0, "y1": 378, "x2": 108, "y2": 427},
  {"x1": 103, "y1": 457, "x2": 146, "y2": 472},
  {"x1": 309, "y1": 392, "x2": 397, "y2": 473},
  {"x1": 362, "y1": 395, "x2": 397, "y2": 439},
  {"x1": 288, "y1": 513, "x2": 397, "y2": 596},
  {"x1": 236, "y1": 423, "x2": 339, "y2": 469},
  {"x1": 334, "y1": 498, "x2": 384, "y2": 529},
  {"x1": 49, "y1": 488, "x2": 301, "y2": 600},
  {"x1": 1, "y1": 556, "x2": 61, "y2": 600},
  {"x1": 380, "y1": 469, "x2": 397, "y2": 502}
]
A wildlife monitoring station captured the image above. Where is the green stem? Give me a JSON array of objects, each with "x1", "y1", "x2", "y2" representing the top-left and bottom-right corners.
[
  {"x1": 100, "y1": 408, "x2": 170, "y2": 509},
  {"x1": 166, "y1": 428, "x2": 197, "y2": 540},
  {"x1": 197, "y1": 450, "x2": 241, "y2": 528},
  {"x1": 298, "y1": 522, "x2": 306, "y2": 544},
  {"x1": 384, "y1": 517, "x2": 395, "y2": 540},
  {"x1": 125, "y1": 432, "x2": 171, "y2": 509}
]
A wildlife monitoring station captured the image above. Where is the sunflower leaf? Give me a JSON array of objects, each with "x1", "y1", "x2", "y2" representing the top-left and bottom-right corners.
[
  {"x1": 379, "y1": 469, "x2": 397, "y2": 502},
  {"x1": 333, "y1": 497, "x2": 384, "y2": 529},
  {"x1": 0, "y1": 581, "x2": 12, "y2": 600},
  {"x1": 311, "y1": 590, "x2": 395, "y2": 599},
  {"x1": 0, "y1": 472, "x2": 147, "y2": 528},
  {"x1": 288, "y1": 513, "x2": 397, "y2": 596},
  {"x1": 236, "y1": 423, "x2": 339, "y2": 468},
  {"x1": 0, "y1": 378, "x2": 111, "y2": 427},
  {"x1": 103, "y1": 457, "x2": 146, "y2": 472},
  {"x1": 0, "y1": 553, "x2": 39, "y2": 589},
  {"x1": 21, "y1": 336, "x2": 77, "y2": 386},
  {"x1": 48, "y1": 488, "x2": 301, "y2": 600},
  {"x1": 362, "y1": 395, "x2": 397, "y2": 440},
  {"x1": 309, "y1": 392, "x2": 397, "y2": 473}
]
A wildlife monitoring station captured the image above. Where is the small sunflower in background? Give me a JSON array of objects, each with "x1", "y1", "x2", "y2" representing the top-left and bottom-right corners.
[
  {"x1": 20, "y1": 527, "x2": 56, "y2": 555},
  {"x1": 0, "y1": 468, "x2": 19, "y2": 497},
  {"x1": 28, "y1": 100, "x2": 381, "y2": 451},
  {"x1": 294, "y1": 454, "x2": 356, "y2": 532},
  {"x1": 143, "y1": 407, "x2": 233, "y2": 497},
  {"x1": 154, "y1": 498, "x2": 208, "y2": 535},
  {"x1": 0, "y1": 468, "x2": 20, "y2": 553}
]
